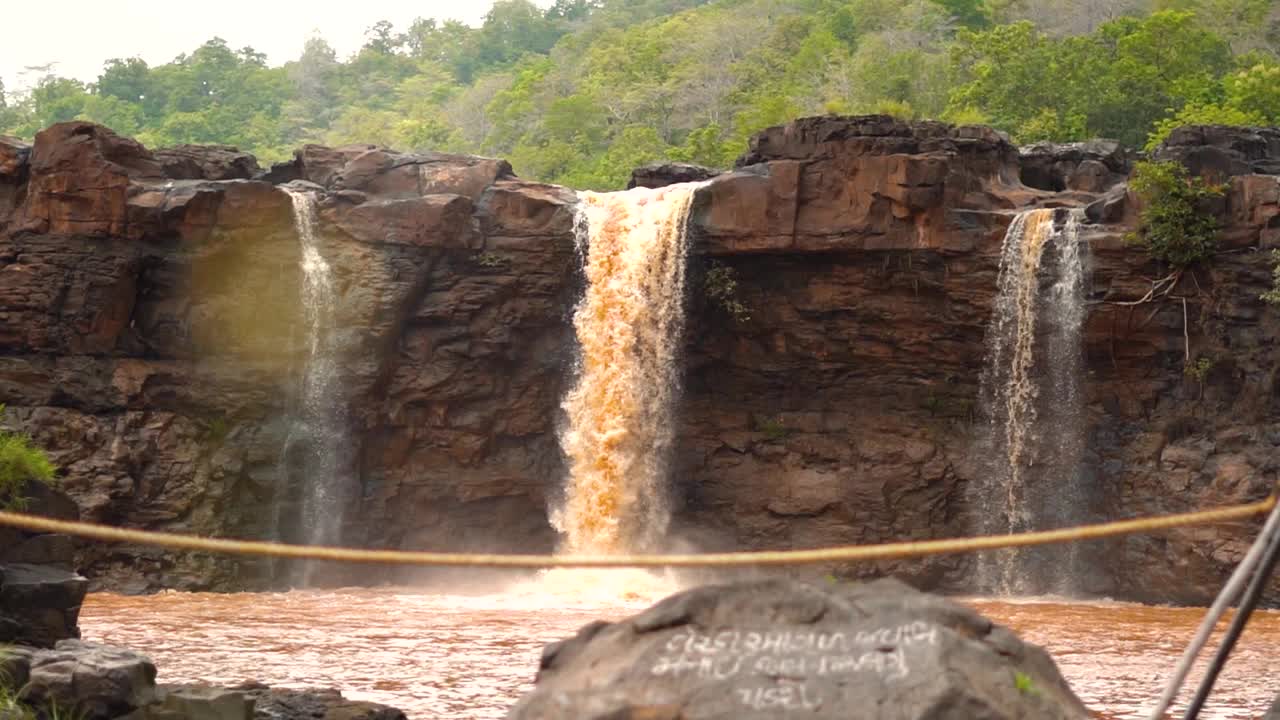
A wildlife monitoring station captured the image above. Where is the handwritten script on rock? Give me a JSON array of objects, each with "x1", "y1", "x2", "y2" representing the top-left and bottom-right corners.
[{"x1": 648, "y1": 623, "x2": 940, "y2": 710}]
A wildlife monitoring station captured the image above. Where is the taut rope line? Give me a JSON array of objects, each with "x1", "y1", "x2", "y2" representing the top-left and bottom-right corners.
[{"x1": 0, "y1": 496, "x2": 1273, "y2": 568}]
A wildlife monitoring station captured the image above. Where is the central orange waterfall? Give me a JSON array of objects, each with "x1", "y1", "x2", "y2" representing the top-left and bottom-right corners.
[{"x1": 554, "y1": 183, "x2": 703, "y2": 554}]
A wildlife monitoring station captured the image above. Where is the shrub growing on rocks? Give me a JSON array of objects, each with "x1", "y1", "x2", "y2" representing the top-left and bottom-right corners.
[
  {"x1": 0, "y1": 406, "x2": 56, "y2": 512},
  {"x1": 1126, "y1": 160, "x2": 1223, "y2": 268},
  {"x1": 0, "y1": 436, "x2": 56, "y2": 511}
]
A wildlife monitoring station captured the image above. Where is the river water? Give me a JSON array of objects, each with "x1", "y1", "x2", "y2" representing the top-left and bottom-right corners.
[{"x1": 79, "y1": 582, "x2": 1280, "y2": 719}]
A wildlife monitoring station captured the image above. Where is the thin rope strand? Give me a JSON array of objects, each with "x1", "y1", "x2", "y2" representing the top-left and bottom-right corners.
[{"x1": 0, "y1": 497, "x2": 1271, "y2": 569}]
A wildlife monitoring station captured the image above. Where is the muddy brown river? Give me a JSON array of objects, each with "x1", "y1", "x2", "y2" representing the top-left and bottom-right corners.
[{"x1": 78, "y1": 578, "x2": 1280, "y2": 719}]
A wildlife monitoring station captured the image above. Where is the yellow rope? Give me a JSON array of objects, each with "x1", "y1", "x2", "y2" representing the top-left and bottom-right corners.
[{"x1": 0, "y1": 495, "x2": 1273, "y2": 568}]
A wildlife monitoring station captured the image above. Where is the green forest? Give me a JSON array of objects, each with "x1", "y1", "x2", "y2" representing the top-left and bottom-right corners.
[{"x1": 2, "y1": 0, "x2": 1277, "y2": 190}]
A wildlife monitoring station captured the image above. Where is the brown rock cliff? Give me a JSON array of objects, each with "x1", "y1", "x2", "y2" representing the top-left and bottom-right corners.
[{"x1": 1, "y1": 118, "x2": 1277, "y2": 604}]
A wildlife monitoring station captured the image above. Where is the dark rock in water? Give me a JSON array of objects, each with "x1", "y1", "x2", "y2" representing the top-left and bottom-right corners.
[
  {"x1": 0, "y1": 563, "x2": 88, "y2": 647},
  {"x1": 19, "y1": 640, "x2": 158, "y2": 719},
  {"x1": 1266, "y1": 691, "x2": 1280, "y2": 720},
  {"x1": 234, "y1": 683, "x2": 407, "y2": 720},
  {"x1": 508, "y1": 578, "x2": 1089, "y2": 720},
  {"x1": 628, "y1": 162, "x2": 721, "y2": 189}
]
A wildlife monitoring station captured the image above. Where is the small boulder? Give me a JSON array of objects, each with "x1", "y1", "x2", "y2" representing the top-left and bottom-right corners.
[
  {"x1": 144, "y1": 685, "x2": 255, "y2": 720},
  {"x1": 508, "y1": 578, "x2": 1089, "y2": 720}
]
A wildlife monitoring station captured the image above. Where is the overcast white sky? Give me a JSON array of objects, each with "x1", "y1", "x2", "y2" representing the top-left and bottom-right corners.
[{"x1": 1, "y1": 1, "x2": 524, "y2": 92}]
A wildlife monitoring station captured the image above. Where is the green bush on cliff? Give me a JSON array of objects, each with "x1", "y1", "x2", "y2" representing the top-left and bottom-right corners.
[
  {"x1": 0, "y1": 406, "x2": 57, "y2": 512},
  {"x1": 1126, "y1": 161, "x2": 1223, "y2": 268},
  {"x1": 704, "y1": 262, "x2": 750, "y2": 323}
]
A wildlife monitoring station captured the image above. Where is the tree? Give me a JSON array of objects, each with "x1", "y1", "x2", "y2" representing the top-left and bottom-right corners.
[
  {"x1": 364, "y1": 20, "x2": 401, "y2": 55},
  {"x1": 1154, "y1": 0, "x2": 1275, "y2": 53},
  {"x1": 1223, "y1": 61, "x2": 1280, "y2": 121},
  {"x1": 78, "y1": 94, "x2": 144, "y2": 135},
  {"x1": 401, "y1": 18, "x2": 474, "y2": 78},
  {"x1": 546, "y1": 0, "x2": 604, "y2": 21},
  {"x1": 29, "y1": 76, "x2": 89, "y2": 129},
  {"x1": 0, "y1": 78, "x2": 12, "y2": 133},
  {"x1": 96, "y1": 58, "x2": 151, "y2": 104},
  {"x1": 1, "y1": 0, "x2": 1268, "y2": 190},
  {"x1": 947, "y1": 12, "x2": 1232, "y2": 145},
  {"x1": 465, "y1": 0, "x2": 567, "y2": 79},
  {"x1": 283, "y1": 37, "x2": 341, "y2": 142},
  {"x1": 930, "y1": 0, "x2": 989, "y2": 28}
]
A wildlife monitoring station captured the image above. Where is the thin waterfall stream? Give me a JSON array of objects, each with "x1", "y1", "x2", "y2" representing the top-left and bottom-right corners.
[
  {"x1": 281, "y1": 188, "x2": 348, "y2": 585},
  {"x1": 974, "y1": 207, "x2": 1090, "y2": 595}
]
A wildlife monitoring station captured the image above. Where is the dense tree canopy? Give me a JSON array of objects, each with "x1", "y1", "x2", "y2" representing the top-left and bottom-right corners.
[{"x1": 2, "y1": 0, "x2": 1276, "y2": 187}]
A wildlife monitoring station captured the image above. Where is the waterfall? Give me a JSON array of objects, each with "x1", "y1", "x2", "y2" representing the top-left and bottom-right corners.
[
  {"x1": 282, "y1": 189, "x2": 347, "y2": 583},
  {"x1": 554, "y1": 183, "x2": 703, "y2": 555},
  {"x1": 974, "y1": 207, "x2": 1089, "y2": 595}
]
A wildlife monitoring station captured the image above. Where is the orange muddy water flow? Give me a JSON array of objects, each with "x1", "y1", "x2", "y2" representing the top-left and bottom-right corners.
[{"x1": 80, "y1": 586, "x2": 1280, "y2": 720}]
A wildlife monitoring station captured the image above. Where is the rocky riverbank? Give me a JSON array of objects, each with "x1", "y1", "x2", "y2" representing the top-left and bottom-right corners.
[
  {"x1": 1, "y1": 118, "x2": 1278, "y2": 603},
  {"x1": 3, "y1": 641, "x2": 407, "y2": 720},
  {"x1": 0, "y1": 484, "x2": 406, "y2": 719}
]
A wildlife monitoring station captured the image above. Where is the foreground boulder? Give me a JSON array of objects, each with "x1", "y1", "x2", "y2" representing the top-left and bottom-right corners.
[{"x1": 509, "y1": 579, "x2": 1089, "y2": 720}]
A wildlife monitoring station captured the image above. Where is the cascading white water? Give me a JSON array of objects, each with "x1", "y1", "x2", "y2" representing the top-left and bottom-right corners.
[
  {"x1": 974, "y1": 207, "x2": 1089, "y2": 595},
  {"x1": 283, "y1": 189, "x2": 347, "y2": 582},
  {"x1": 553, "y1": 183, "x2": 703, "y2": 555}
]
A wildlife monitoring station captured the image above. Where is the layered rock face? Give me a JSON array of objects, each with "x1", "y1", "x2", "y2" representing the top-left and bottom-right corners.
[
  {"x1": 1, "y1": 117, "x2": 1277, "y2": 604},
  {"x1": 0, "y1": 123, "x2": 579, "y2": 591}
]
